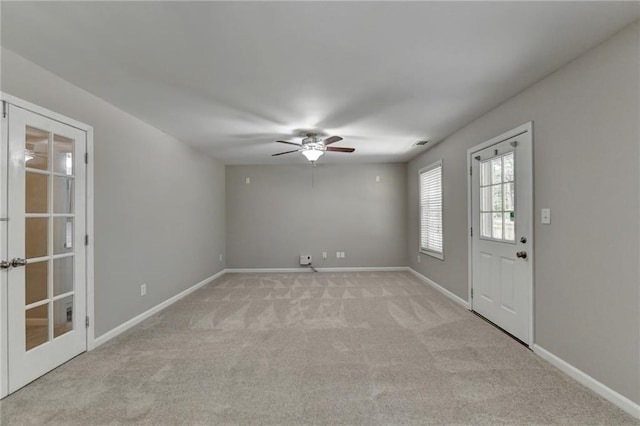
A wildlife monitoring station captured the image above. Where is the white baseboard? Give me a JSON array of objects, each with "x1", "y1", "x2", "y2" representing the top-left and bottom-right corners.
[
  {"x1": 317, "y1": 266, "x2": 408, "y2": 272},
  {"x1": 226, "y1": 266, "x2": 409, "y2": 273},
  {"x1": 226, "y1": 268, "x2": 312, "y2": 273},
  {"x1": 407, "y1": 268, "x2": 470, "y2": 309},
  {"x1": 90, "y1": 269, "x2": 227, "y2": 349},
  {"x1": 533, "y1": 344, "x2": 640, "y2": 419}
]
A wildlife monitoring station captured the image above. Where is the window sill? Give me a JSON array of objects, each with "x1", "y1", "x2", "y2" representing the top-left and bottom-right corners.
[{"x1": 420, "y1": 249, "x2": 444, "y2": 261}]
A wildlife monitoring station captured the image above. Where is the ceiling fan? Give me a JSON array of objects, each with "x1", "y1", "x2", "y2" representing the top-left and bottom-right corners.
[{"x1": 272, "y1": 133, "x2": 355, "y2": 162}]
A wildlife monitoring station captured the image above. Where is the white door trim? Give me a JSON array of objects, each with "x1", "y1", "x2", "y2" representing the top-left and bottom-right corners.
[
  {"x1": 466, "y1": 121, "x2": 534, "y2": 346},
  {"x1": 0, "y1": 93, "x2": 95, "y2": 398}
]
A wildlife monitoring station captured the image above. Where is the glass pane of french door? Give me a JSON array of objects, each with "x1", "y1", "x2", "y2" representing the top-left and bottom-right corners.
[
  {"x1": 7, "y1": 103, "x2": 87, "y2": 396},
  {"x1": 24, "y1": 126, "x2": 76, "y2": 350}
]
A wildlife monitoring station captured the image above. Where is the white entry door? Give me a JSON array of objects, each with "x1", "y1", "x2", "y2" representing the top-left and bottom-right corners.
[
  {"x1": 3, "y1": 104, "x2": 87, "y2": 393},
  {"x1": 469, "y1": 123, "x2": 533, "y2": 344}
]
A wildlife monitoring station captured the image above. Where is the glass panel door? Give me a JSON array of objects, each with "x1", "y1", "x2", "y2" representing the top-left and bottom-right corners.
[{"x1": 6, "y1": 104, "x2": 87, "y2": 394}]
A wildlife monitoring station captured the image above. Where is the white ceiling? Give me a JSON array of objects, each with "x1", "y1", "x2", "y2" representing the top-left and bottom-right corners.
[{"x1": 2, "y1": 2, "x2": 638, "y2": 164}]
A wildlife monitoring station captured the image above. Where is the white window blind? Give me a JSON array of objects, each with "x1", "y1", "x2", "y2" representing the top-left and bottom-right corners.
[{"x1": 419, "y1": 161, "x2": 443, "y2": 258}]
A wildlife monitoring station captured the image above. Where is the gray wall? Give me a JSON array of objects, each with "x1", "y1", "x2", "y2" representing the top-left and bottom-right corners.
[
  {"x1": 3, "y1": 19, "x2": 638, "y2": 408},
  {"x1": 226, "y1": 163, "x2": 407, "y2": 269},
  {"x1": 408, "y1": 23, "x2": 640, "y2": 403},
  {"x1": 1, "y1": 48, "x2": 227, "y2": 337}
]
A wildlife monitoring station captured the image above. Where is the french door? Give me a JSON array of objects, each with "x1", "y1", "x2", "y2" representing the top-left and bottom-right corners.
[
  {"x1": 2, "y1": 103, "x2": 87, "y2": 394},
  {"x1": 469, "y1": 123, "x2": 533, "y2": 345}
]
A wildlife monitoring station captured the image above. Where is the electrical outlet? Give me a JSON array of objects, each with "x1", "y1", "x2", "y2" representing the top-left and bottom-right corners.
[
  {"x1": 342, "y1": 252, "x2": 346, "y2": 259},
  {"x1": 219, "y1": 254, "x2": 223, "y2": 262},
  {"x1": 141, "y1": 283, "x2": 147, "y2": 296},
  {"x1": 322, "y1": 252, "x2": 327, "y2": 259},
  {"x1": 417, "y1": 255, "x2": 421, "y2": 263},
  {"x1": 336, "y1": 251, "x2": 341, "y2": 259}
]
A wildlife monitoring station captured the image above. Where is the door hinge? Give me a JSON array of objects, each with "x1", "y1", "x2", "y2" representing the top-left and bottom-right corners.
[
  {"x1": 470, "y1": 227, "x2": 473, "y2": 237},
  {"x1": 85, "y1": 316, "x2": 90, "y2": 328},
  {"x1": 85, "y1": 234, "x2": 89, "y2": 246},
  {"x1": 84, "y1": 152, "x2": 89, "y2": 164},
  {"x1": 2, "y1": 101, "x2": 7, "y2": 118},
  {"x1": 471, "y1": 288, "x2": 473, "y2": 298},
  {"x1": 469, "y1": 165, "x2": 472, "y2": 176}
]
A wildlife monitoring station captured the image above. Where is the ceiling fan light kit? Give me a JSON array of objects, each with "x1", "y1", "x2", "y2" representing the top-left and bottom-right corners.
[
  {"x1": 301, "y1": 148, "x2": 324, "y2": 162},
  {"x1": 272, "y1": 132, "x2": 354, "y2": 163}
]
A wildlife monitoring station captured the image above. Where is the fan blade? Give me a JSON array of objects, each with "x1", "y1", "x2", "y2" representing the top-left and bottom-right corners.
[
  {"x1": 272, "y1": 149, "x2": 300, "y2": 156},
  {"x1": 323, "y1": 136, "x2": 343, "y2": 145},
  {"x1": 276, "y1": 140, "x2": 302, "y2": 147},
  {"x1": 326, "y1": 147, "x2": 355, "y2": 153}
]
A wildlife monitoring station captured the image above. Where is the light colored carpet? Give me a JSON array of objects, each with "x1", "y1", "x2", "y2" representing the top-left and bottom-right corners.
[{"x1": 1, "y1": 271, "x2": 637, "y2": 425}]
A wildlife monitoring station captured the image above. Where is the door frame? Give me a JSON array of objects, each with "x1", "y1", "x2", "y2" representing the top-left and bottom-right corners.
[
  {"x1": 0, "y1": 93, "x2": 95, "y2": 399},
  {"x1": 466, "y1": 121, "x2": 534, "y2": 346}
]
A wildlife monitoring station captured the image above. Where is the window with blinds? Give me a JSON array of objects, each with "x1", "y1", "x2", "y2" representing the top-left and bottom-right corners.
[{"x1": 419, "y1": 160, "x2": 443, "y2": 259}]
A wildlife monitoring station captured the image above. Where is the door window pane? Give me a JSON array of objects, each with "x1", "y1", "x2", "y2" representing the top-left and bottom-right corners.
[
  {"x1": 492, "y1": 185, "x2": 503, "y2": 211},
  {"x1": 491, "y1": 157, "x2": 502, "y2": 184},
  {"x1": 480, "y1": 161, "x2": 491, "y2": 186},
  {"x1": 504, "y1": 183, "x2": 515, "y2": 211},
  {"x1": 492, "y1": 212, "x2": 503, "y2": 239},
  {"x1": 25, "y1": 261, "x2": 48, "y2": 305},
  {"x1": 53, "y1": 295, "x2": 73, "y2": 338},
  {"x1": 53, "y1": 135, "x2": 74, "y2": 176},
  {"x1": 26, "y1": 304, "x2": 49, "y2": 350},
  {"x1": 504, "y1": 212, "x2": 515, "y2": 241},
  {"x1": 26, "y1": 218, "x2": 48, "y2": 259},
  {"x1": 480, "y1": 187, "x2": 491, "y2": 212},
  {"x1": 26, "y1": 172, "x2": 48, "y2": 213},
  {"x1": 53, "y1": 218, "x2": 74, "y2": 255},
  {"x1": 25, "y1": 127, "x2": 49, "y2": 171},
  {"x1": 481, "y1": 213, "x2": 492, "y2": 238},
  {"x1": 503, "y1": 152, "x2": 514, "y2": 182},
  {"x1": 53, "y1": 256, "x2": 73, "y2": 296},
  {"x1": 53, "y1": 177, "x2": 74, "y2": 214}
]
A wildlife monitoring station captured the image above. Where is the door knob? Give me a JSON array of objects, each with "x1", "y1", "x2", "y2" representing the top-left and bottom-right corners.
[
  {"x1": 0, "y1": 260, "x2": 10, "y2": 269},
  {"x1": 516, "y1": 251, "x2": 527, "y2": 259},
  {"x1": 10, "y1": 258, "x2": 27, "y2": 267}
]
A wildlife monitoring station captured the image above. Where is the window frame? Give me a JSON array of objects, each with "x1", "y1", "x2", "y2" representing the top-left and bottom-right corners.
[
  {"x1": 478, "y1": 150, "x2": 517, "y2": 244},
  {"x1": 418, "y1": 160, "x2": 444, "y2": 260}
]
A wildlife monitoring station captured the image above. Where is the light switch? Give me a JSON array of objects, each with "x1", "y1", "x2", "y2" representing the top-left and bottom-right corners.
[
  {"x1": 541, "y1": 208, "x2": 551, "y2": 224},
  {"x1": 375, "y1": 175, "x2": 381, "y2": 183},
  {"x1": 245, "y1": 177, "x2": 251, "y2": 184}
]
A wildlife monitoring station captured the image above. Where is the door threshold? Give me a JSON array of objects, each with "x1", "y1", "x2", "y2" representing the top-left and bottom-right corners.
[{"x1": 471, "y1": 310, "x2": 530, "y2": 349}]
